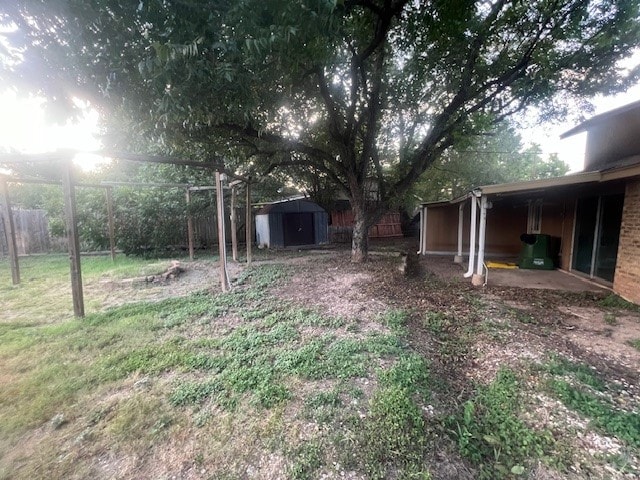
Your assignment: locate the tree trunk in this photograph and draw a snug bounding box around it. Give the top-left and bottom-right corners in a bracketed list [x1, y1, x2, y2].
[351, 201, 369, 263]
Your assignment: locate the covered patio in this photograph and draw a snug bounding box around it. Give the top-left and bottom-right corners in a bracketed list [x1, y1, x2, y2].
[421, 255, 609, 293]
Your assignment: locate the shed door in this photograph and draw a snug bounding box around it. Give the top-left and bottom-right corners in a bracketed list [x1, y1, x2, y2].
[283, 213, 315, 247]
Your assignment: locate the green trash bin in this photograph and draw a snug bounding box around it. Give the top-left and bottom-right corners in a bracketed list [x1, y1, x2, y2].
[518, 233, 555, 270]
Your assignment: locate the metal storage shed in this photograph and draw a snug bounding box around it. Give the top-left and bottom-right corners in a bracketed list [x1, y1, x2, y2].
[255, 199, 329, 248]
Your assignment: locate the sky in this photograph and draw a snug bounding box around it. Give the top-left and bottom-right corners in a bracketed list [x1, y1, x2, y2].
[0, 91, 107, 171]
[520, 83, 640, 172]
[520, 51, 640, 172]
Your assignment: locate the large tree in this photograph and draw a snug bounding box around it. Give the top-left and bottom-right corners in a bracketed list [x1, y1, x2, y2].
[2, 0, 639, 261]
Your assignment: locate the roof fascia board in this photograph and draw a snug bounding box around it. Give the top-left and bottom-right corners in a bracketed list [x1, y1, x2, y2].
[478, 172, 602, 195]
[420, 192, 471, 207]
[420, 161, 640, 207]
[601, 163, 640, 182]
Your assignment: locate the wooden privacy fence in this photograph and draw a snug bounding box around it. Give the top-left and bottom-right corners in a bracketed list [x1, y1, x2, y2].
[190, 210, 247, 250]
[329, 210, 403, 243]
[0, 208, 248, 256]
[0, 209, 50, 256]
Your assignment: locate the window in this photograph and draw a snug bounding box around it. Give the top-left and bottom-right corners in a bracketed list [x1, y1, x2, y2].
[527, 199, 543, 234]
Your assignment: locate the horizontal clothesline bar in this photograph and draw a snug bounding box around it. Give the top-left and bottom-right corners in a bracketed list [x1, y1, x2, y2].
[0, 150, 251, 183]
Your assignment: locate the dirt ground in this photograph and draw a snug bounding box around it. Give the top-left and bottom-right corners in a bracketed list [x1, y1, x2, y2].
[78, 244, 640, 478]
[87, 246, 640, 384]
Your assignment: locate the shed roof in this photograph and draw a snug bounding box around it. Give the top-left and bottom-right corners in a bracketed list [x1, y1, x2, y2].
[256, 198, 326, 215]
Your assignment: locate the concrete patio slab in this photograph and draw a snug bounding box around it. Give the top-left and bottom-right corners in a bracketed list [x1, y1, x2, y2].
[421, 255, 609, 293]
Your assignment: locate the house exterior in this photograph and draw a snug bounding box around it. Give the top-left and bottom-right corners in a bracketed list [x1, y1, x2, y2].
[418, 100, 640, 304]
[255, 198, 329, 248]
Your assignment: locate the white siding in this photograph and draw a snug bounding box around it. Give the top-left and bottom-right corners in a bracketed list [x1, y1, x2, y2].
[255, 214, 270, 248]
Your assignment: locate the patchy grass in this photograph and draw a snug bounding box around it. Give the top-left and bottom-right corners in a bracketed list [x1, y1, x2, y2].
[548, 379, 640, 448]
[2, 252, 639, 479]
[450, 368, 554, 479]
[541, 355, 640, 450]
[600, 294, 640, 312]
[0, 256, 434, 479]
[0, 254, 192, 321]
[542, 355, 607, 391]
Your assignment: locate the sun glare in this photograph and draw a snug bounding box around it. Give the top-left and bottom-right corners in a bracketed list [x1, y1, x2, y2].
[0, 90, 107, 171]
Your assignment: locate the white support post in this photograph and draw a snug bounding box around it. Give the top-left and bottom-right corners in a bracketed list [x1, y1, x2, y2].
[422, 206, 428, 254]
[419, 206, 428, 255]
[454, 202, 464, 264]
[463, 193, 479, 278]
[418, 207, 424, 255]
[473, 195, 488, 286]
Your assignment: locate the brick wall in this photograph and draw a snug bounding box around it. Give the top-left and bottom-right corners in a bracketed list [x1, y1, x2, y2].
[613, 179, 640, 304]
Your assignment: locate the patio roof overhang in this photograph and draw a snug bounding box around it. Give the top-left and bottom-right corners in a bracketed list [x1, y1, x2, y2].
[420, 160, 640, 208]
[418, 159, 640, 287]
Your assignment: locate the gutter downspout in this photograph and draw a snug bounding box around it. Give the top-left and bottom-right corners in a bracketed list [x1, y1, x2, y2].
[454, 202, 464, 264]
[473, 194, 488, 286]
[463, 191, 480, 278]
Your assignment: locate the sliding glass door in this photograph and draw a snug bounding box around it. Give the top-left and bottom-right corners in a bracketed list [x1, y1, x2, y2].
[572, 194, 624, 282]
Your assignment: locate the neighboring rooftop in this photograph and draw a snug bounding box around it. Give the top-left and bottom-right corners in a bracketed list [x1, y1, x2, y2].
[561, 99, 640, 138]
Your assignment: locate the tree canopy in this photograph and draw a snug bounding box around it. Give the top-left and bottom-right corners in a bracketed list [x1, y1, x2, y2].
[2, 0, 639, 260]
[409, 124, 570, 204]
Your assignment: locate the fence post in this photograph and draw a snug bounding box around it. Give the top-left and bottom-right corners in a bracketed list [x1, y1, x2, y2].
[186, 188, 195, 261]
[62, 160, 85, 318]
[0, 176, 20, 284]
[215, 171, 229, 292]
[230, 185, 238, 262]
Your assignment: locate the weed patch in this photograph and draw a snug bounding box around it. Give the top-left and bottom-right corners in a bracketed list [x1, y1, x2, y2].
[378, 353, 430, 398]
[539, 354, 640, 470]
[541, 355, 606, 391]
[106, 394, 176, 444]
[603, 312, 618, 326]
[599, 294, 640, 311]
[627, 338, 640, 352]
[303, 388, 343, 424]
[380, 309, 410, 335]
[349, 352, 431, 478]
[451, 368, 553, 479]
[360, 385, 429, 479]
[163, 268, 401, 412]
[288, 441, 325, 480]
[548, 379, 640, 448]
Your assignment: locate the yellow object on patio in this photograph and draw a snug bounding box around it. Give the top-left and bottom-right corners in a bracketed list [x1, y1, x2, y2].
[486, 261, 518, 269]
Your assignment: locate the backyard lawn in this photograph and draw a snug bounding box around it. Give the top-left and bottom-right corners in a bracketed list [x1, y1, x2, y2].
[0, 250, 639, 479]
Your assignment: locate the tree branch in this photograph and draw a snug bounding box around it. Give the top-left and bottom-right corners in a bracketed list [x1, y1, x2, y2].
[215, 122, 351, 190]
[260, 158, 348, 192]
[315, 66, 346, 142]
